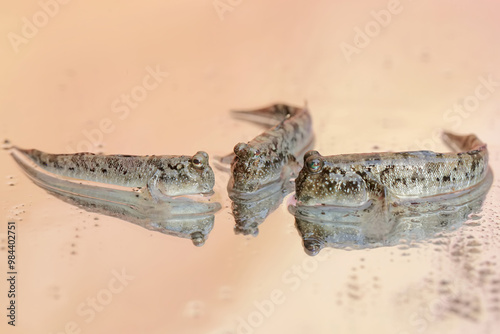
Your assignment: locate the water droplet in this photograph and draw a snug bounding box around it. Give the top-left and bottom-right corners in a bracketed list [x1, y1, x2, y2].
[48, 286, 61, 300]
[2, 139, 12, 150]
[420, 52, 430, 63]
[383, 57, 393, 69]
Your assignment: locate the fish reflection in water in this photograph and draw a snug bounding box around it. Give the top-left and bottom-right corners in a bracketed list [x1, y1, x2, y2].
[10, 148, 221, 246]
[290, 169, 493, 255]
[232, 179, 293, 236]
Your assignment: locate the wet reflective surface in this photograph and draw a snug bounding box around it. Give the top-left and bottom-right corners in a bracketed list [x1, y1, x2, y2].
[2, 1, 500, 334]
[290, 169, 493, 255]
[10, 145, 221, 246]
[231, 178, 293, 237]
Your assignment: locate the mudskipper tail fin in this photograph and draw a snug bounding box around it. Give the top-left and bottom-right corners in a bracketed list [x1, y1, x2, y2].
[230, 103, 302, 127]
[442, 131, 486, 152]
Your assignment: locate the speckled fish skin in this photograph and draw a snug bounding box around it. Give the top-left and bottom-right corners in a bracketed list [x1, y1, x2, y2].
[15, 148, 215, 197]
[229, 103, 313, 195]
[295, 132, 488, 206]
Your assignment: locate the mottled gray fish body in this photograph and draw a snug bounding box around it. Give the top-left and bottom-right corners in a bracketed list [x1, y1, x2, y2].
[296, 132, 488, 206]
[229, 103, 313, 195]
[13, 148, 215, 198]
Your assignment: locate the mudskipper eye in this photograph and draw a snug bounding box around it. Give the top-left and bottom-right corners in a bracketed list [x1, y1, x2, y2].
[307, 157, 323, 174]
[192, 158, 203, 168]
[191, 151, 208, 169]
[304, 150, 320, 161]
[234, 143, 248, 157]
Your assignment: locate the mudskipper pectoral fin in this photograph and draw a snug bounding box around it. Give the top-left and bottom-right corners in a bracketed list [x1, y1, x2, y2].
[361, 174, 396, 238]
[147, 170, 174, 203]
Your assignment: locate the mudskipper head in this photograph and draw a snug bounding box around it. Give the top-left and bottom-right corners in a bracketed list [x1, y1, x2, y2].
[230, 142, 283, 195]
[295, 151, 368, 206]
[156, 151, 215, 197]
[189, 151, 215, 193]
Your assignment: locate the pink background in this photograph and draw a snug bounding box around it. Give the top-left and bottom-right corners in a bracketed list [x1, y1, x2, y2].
[1, 1, 500, 333]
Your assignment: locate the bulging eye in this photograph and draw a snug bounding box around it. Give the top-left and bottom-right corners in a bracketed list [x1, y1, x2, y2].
[193, 158, 202, 167]
[304, 150, 320, 161]
[234, 143, 248, 157]
[306, 156, 323, 174]
[191, 151, 208, 169]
